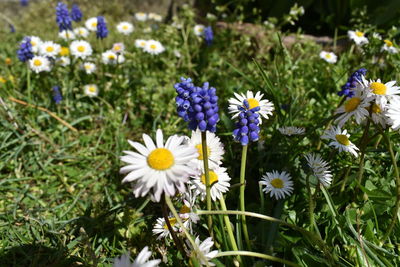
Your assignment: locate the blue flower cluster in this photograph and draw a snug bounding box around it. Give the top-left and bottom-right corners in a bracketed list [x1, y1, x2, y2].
[338, 68, 367, 98]
[9, 24, 15, 33]
[204, 26, 213, 46]
[17, 37, 34, 62]
[20, 0, 28, 6]
[55, 2, 72, 32]
[232, 100, 260, 145]
[52, 86, 62, 104]
[96, 16, 108, 39]
[175, 77, 219, 132]
[71, 4, 82, 22]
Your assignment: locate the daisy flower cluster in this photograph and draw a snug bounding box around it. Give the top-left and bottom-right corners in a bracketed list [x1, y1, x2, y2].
[134, 12, 162, 22]
[135, 39, 166, 55]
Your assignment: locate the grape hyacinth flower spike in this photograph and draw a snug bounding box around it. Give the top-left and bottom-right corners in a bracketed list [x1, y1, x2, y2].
[96, 16, 108, 39]
[55, 2, 72, 32]
[232, 100, 261, 145]
[17, 37, 34, 62]
[71, 4, 82, 22]
[338, 68, 367, 98]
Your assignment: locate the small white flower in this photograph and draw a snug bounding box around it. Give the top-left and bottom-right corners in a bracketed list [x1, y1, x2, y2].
[334, 88, 371, 127]
[39, 41, 61, 58]
[135, 12, 147, 21]
[359, 76, 400, 106]
[85, 17, 98, 31]
[28, 36, 42, 53]
[74, 27, 89, 38]
[143, 40, 165, 55]
[113, 247, 161, 267]
[348, 30, 368, 46]
[304, 153, 333, 187]
[372, 32, 382, 40]
[81, 62, 96, 74]
[102, 50, 125, 64]
[58, 56, 70, 67]
[228, 91, 274, 123]
[84, 84, 99, 97]
[174, 49, 182, 58]
[29, 56, 51, 73]
[143, 27, 152, 33]
[191, 166, 231, 201]
[58, 30, 76, 40]
[370, 102, 388, 128]
[112, 43, 125, 54]
[135, 39, 147, 49]
[260, 170, 293, 200]
[386, 96, 400, 130]
[192, 236, 218, 266]
[152, 217, 178, 240]
[148, 13, 162, 22]
[117, 22, 134, 35]
[381, 40, 398, 54]
[278, 126, 305, 136]
[70, 40, 93, 59]
[321, 126, 359, 157]
[319, 51, 337, 64]
[194, 24, 205, 36]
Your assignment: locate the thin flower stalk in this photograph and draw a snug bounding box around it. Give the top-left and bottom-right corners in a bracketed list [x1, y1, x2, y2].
[239, 145, 251, 250]
[201, 132, 213, 238]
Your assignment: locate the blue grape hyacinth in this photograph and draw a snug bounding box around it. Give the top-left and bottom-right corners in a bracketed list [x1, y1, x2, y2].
[204, 26, 214, 46]
[338, 68, 367, 98]
[175, 77, 219, 132]
[96, 16, 108, 39]
[20, 0, 28, 6]
[233, 100, 261, 145]
[56, 2, 72, 32]
[70, 4, 82, 22]
[52, 86, 62, 104]
[17, 37, 34, 62]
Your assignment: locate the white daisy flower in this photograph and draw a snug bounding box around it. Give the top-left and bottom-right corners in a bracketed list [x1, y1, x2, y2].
[29, 56, 51, 73]
[120, 129, 198, 202]
[321, 126, 359, 157]
[348, 30, 368, 46]
[319, 51, 337, 64]
[102, 50, 125, 64]
[135, 12, 148, 21]
[194, 24, 205, 36]
[188, 129, 224, 170]
[148, 13, 162, 22]
[334, 89, 371, 127]
[143, 26, 152, 33]
[191, 236, 218, 266]
[58, 56, 70, 67]
[112, 43, 125, 54]
[85, 17, 98, 31]
[152, 217, 178, 240]
[113, 247, 161, 267]
[70, 40, 93, 59]
[135, 39, 147, 49]
[191, 166, 231, 201]
[144, 40, 165, 55]
[260, 170, 293, 200]
[58, 30, 76, 40]
[117, 22, 134, 35]
[179, 194, 200, 233]
[382, 40, 398, 54]
[372, 32, 382, 40]
[39, 41, 61, 58]
[228, 91, 274, 122]
[278, 126, 305, 136]
[370, 102, 388, 128]
[74, 27, 89, 38]
[359, 76, 400, 106]
[304, 153, 333, 187]
[29, 36, 42, 53]
[81, 62, 96, 74]
[386, 96, 400, 130]
[83, 84, 99, 97]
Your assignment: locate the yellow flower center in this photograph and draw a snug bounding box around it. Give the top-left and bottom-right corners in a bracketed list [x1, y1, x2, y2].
[0, 77, 6, 83]
[335, 134, 350, 146]
[140, 42, 146, 47]
[77, 45, 86, 52]
[5, 58, 11, 65]
[147, 148, 174, 170]
[163, 217, 177, 229]
[247, 98, 259, 109]
[84, 64, 92, 70]
[384, 40, 393, 47]
[150, 44, 157, 50]
[122, 25, 128, 30]
[179, 205, 190, 214]
[198, 28, 204, 33]
[270, 178, 284, 189]
[195, 144, 210, 160]
[370, 82, 387, 95]
[108, 55, 116, 60]
[88, 86, 97, 93]
[371, 103, 381, 113]
[46, 46, 54, 52]
[31, 41, 36, 46]
[59, 47, 69, 56]
[201, 171, 218, 186]
[92, 22, 97, 27]
[114, 45, 121, 51]
[355, 31, 364, 37]
[33, 59, 42, 66]
[344, 97, 361, 112]
[325, 54, 331, 59]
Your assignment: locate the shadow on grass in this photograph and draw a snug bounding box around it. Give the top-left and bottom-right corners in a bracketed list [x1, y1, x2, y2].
[0, 244, 85, 267]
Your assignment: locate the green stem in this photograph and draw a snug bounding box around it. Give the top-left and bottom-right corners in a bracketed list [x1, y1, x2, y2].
[165, 195, 211, 267]
[306, 175, 315, 229]
[161, 197, 186, 255]
[266, 199, 284, 254]
[381, 131, 400, 241]
[239, 145, 251, 250]
[201, 132, 213, 238]
[215, 251, 299, 267]
[219, 197, 241, 264]
[27, 64, 31, 102]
